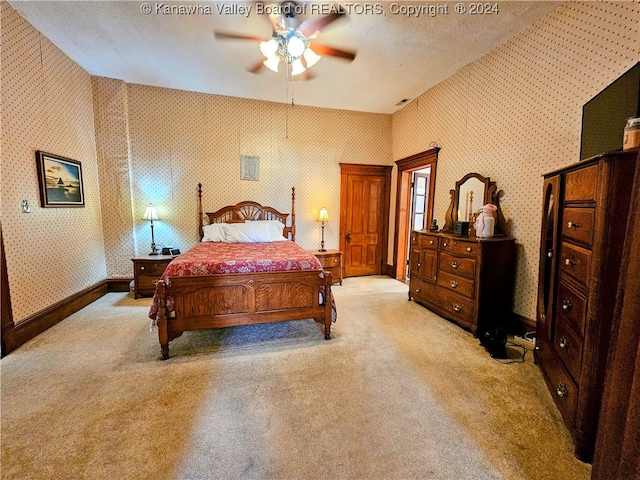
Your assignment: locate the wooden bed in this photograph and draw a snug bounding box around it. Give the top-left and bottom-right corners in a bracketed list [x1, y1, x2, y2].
[152, 184, 333, 359]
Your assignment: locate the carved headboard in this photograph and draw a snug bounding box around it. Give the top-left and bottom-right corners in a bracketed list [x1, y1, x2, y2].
[197, 183, 296, 241]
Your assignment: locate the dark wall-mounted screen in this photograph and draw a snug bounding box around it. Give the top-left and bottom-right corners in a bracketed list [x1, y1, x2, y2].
[580, 63, 640, 160]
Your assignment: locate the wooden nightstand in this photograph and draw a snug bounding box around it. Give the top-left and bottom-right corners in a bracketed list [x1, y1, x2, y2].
[131, 255, 174, 299]
[312, 250, 343, 285]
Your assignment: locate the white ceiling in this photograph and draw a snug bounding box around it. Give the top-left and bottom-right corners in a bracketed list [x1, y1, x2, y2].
[7, 1, 561, 114]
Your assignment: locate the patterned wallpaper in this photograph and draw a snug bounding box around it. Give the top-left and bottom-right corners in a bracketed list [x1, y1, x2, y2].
[393, 1, 640, 320]
[119, 83, 392, 263]
[1, 2, 107, 322]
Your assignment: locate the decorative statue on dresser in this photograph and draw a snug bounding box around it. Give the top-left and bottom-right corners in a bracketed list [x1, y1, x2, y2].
[474, 203, 497, 238]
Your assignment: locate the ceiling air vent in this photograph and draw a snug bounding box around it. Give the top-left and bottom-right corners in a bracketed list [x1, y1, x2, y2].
[395, 98, 410, 106]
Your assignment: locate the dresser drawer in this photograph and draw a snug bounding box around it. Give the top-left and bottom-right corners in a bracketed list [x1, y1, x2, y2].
[431, 289, 475, 327]
[564, 164, 598, 202]
[535, 337, 578, 427]
[420, 234, 438, 249]
[439, 252, 476, 278]
[409, 276, 435, 300]
[136, 261, 169, 276]
[556, 280, 587, 336]
[554, 319, 583, 382]
[137, 274, 161, 295]
[410, 232, 438, 250]
[132, 256, 173, 299]
[316, 253, 340, 268]
[559, 242, 591, 288]
[440, 238, 477, 257]
[411, 276, 474, 328]
[312, 251, 342, 285]
[562, 207, 595, 246]
[437, 270, 475, 299]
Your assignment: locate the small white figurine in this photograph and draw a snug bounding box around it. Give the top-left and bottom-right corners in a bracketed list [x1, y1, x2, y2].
[474, 204, 497, 238]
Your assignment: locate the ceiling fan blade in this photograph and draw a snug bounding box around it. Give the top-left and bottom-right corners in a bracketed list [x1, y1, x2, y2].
[214, 31, 270, 42]
[298, 10, 345, 37]
[247, 60, 267, 74]
[309, 43, 356, 61]
[300, 69, 317, 81]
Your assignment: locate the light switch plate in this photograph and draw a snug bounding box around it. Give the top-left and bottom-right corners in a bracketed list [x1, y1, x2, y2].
[22, 200, 31, 213]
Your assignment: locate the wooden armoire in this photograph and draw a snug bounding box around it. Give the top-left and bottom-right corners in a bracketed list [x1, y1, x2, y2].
[535, 148, 638, 462]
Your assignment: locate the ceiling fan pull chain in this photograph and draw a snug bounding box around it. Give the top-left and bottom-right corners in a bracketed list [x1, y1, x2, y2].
[288, 64, 295, 107]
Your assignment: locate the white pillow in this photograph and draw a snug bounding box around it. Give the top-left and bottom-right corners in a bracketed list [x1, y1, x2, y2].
[223, 222, 271, 243]
[246, 220, 287, 241]
[202, 223, 227, 242]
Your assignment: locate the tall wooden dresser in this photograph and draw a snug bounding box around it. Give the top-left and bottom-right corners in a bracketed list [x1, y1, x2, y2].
[409, 231, 515, 337]
[535, 149, 638, 462]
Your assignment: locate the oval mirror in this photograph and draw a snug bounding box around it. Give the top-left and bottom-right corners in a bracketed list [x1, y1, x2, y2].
[443, 172, 501, 234]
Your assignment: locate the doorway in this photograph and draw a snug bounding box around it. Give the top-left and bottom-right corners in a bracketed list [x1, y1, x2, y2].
[393, 148, 439, 280]
[406, 168, 432, 278]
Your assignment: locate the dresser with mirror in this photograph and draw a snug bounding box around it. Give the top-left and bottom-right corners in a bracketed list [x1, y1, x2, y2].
[409, 173, 515, 337]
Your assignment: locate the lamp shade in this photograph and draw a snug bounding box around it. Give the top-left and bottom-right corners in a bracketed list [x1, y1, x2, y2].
[259, 39, 278, 59]
[287, 34, 306, 58]
[303, 48, 321, 68]
[263, 56, 280, 73]
[318, 208, 329, 223]
[290, 58, 306, 76]
[142, 204, 159, 221]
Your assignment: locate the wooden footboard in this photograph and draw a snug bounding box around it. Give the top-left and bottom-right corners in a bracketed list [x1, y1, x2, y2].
[155, 270, 333, 359]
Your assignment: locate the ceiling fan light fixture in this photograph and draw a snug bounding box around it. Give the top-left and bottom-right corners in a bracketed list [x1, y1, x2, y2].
[263, 56, 280, 73]
[286, 34, 306, 59]
[303, 48, 321, 68]
[290, 58, 306, 76]
[259, 39, 279, 59]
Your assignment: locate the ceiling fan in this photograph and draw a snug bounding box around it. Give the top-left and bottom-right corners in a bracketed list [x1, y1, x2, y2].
[214, 1, 357, 79]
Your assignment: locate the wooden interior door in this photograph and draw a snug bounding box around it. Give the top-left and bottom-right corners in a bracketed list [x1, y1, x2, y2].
[340, 164, 392, 277]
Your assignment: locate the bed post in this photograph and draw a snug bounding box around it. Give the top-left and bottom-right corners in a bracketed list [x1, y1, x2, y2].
[291, 187, 296, 242]
[323, 272, 333, 340]
[156, 280, 170, 360]
[198, 183, 204, 240]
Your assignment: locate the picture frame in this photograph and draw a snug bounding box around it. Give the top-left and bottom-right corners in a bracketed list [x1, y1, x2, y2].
[36, 151, 85, 207]
[240, 154, 260, 181]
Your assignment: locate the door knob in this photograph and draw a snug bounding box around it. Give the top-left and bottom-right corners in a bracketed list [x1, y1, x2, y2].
[346, 233, 351, 242]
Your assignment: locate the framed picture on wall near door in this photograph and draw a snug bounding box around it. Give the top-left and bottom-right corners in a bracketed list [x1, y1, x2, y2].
[36, 151, 85, 207]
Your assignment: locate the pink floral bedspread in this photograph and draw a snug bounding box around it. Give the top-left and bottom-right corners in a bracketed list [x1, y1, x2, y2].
[148, 241, 335, 321]
[161, 241, 322, 276]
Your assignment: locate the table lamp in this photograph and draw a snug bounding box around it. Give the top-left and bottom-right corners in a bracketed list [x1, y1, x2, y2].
[318, 207, 329, 252]
[142, 204, 160, 255]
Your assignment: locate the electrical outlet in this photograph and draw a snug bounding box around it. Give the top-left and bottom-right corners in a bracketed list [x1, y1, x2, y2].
[22, 200, 31, 213]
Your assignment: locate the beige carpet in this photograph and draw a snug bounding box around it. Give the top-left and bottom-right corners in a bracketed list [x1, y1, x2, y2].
[1, 276, 591, 480]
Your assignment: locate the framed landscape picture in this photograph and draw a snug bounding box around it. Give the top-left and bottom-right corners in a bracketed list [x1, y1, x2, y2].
[36, 151, 85, 207]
